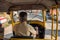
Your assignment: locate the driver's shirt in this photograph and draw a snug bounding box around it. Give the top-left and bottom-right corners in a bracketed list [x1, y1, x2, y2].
[13, 22, 36, 37]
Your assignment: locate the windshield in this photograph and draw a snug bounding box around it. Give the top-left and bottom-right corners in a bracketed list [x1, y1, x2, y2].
[13, 10, 43, 22]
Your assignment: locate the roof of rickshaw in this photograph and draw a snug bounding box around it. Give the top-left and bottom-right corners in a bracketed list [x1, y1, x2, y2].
[0, 0, 60, 11]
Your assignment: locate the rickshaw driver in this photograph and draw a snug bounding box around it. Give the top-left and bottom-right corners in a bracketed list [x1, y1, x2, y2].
[13, 12, 37, 38]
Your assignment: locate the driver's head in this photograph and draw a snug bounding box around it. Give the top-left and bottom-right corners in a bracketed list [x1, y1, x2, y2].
[19, 12, 27, 22]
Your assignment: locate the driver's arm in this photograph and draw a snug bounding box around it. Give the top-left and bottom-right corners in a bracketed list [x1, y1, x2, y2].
[28, 25, 36, 38]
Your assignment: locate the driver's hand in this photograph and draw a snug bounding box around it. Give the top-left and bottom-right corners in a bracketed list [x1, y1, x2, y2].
[35, 26, 39, 35]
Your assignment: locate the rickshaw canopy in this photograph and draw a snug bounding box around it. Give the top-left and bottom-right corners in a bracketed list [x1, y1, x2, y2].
[0, 0, 60, 11]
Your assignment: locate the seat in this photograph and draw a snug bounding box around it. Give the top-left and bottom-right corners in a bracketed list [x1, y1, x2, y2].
[11, 31, 33, 39]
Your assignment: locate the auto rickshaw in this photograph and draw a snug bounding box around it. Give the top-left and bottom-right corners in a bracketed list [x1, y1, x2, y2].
[0, 0, 59, 40]
[8, 6, 59, 40]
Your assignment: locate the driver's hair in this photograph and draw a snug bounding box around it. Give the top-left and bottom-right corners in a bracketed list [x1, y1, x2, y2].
[19, 12, 27, 22]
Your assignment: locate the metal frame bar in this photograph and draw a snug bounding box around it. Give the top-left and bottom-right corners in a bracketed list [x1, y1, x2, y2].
[55, 5, 58, 40]
[51, 5, 58, 40]
[9, 38, 52, 40]
[51, 8, 54, 40]
[42, 9, 46, 39]
[10, 11, 14, 27]
[43, 9, 46, 27]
